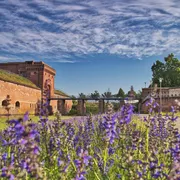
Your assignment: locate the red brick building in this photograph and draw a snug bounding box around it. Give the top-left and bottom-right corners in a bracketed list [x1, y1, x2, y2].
[0, 61, 72, 115]
[141, 87, 180, 113]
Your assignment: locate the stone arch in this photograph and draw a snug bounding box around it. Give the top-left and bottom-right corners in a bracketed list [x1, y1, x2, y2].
[15, 101, 20, 108]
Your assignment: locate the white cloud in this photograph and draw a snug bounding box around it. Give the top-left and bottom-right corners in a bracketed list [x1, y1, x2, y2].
[0, 0, 180, 60]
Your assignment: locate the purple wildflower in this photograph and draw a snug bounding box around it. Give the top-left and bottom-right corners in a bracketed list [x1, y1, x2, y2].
[103, 113, 118, 144]
[74, 149, 91, 180]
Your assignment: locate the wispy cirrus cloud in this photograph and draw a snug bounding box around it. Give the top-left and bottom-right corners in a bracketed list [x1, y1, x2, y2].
[0, 0, 180, 62]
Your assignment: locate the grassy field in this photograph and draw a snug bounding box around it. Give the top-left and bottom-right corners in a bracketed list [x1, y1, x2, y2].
[0, 115, 73, 130]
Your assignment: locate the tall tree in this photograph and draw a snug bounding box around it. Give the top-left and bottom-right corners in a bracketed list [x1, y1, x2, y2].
[78, 93, 86, 98]
[91, 90, 100, 99]
[116, 88, 125, 97]
[151, 53, 180, 87]
[135, 90, 142, 99]
[102, 88, 112, 98]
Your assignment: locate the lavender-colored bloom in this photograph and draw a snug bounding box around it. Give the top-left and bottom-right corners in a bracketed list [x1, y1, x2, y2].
[2, 153, 8, 161]
[137, 171, 143, 178]
[103, 113, 118, 144]
[57, 157, 63, 167]
[152, 170, 161, 178]
[1, 167, 7, 177]
[9, 174, 14, 180]
[74, 149, 91, 180]
[33, 145, 40, 155]
[171, 106, 175, 113]
[74, 159, 81, 168]
[29, 129, 39, 139]
[19, 139, 28, 145]
[23, 111, 29, 121]
[119, 104, 134, 124]
[108, 147, 115, 155]
[78, 149, 91, 166]
[116, 174, 121, 179]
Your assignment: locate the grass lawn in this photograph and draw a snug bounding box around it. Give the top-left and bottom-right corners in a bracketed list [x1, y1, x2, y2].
[0, 115, 73, 130]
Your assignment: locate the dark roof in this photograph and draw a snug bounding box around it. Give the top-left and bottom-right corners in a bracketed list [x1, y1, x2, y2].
[54, 89, 70, 97]
[0, 69, 40, 89]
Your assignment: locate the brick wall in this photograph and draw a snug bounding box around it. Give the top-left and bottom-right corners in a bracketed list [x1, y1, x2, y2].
[0, 80, 41, 115]
[54, 94, 72, 113]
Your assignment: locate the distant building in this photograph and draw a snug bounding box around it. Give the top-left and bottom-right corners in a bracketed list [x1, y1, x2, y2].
[141, 87, 180, 113]
[127, 86, 136, 100]
[0, 61, 72, 115]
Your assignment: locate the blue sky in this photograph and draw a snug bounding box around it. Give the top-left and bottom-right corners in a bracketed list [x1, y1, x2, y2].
[0, 0, 180, 96]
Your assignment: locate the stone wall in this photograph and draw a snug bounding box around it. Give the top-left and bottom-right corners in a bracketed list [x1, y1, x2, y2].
[54, 94, 72, 114]
[0, 79, 41, 115]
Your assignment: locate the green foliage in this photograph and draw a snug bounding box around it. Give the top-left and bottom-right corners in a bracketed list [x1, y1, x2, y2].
[151, 53, 180, 87]
[86, 102, 99, 114]
[54, 89, 69, 97]
[68, 103, 78, 115]
[0, 69, 38, 88]
[102, 88, 112, 98]
[135, 90, 142, 99]
[111, 102, 120, 111]
[78, 92, 86, 98]
[116, 88, 125, 97]
[90, 90, 100, 99]
[68, 108, 78, 115]
[71, 95, 77, 104]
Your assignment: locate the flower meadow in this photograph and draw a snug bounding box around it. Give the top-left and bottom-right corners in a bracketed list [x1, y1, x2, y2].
[0, 84, 180, 180]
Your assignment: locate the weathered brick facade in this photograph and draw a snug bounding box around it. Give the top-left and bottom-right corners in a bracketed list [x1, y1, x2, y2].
[0, 61, 72, 115]
[0, 79, 41, 115]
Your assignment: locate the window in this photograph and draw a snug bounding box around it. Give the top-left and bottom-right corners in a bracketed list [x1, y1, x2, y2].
[15, 101, 20, 108]
[2, 100, 7, 106]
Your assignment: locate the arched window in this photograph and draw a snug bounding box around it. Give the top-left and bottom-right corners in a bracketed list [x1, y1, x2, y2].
[15, 101, 20, 108]
[2, 100, 7, 106]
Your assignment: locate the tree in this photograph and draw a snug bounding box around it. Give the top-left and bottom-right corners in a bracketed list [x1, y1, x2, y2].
[71, 95, 77, 104]
[90, 90, 100, 99]
[116, 88, 125, 98]
[151, 53, 180, 87]
[78, 93, 86, 99]
[102, 88, 112, 98]
[135, 90, 142, 99]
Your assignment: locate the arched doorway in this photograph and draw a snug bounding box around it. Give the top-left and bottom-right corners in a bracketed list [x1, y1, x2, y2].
[15, 101, 20, 108]
[2, 100, 7, 107]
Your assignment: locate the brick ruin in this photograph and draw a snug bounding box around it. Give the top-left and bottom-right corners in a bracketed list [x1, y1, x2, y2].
[0, 61, 72, 116]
